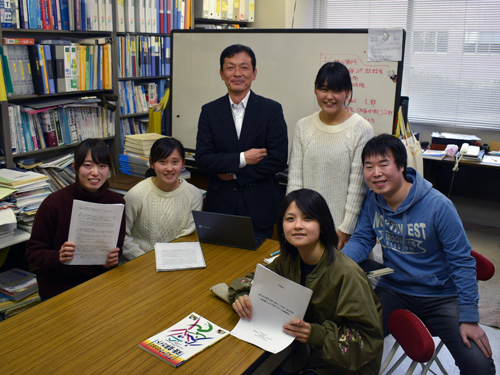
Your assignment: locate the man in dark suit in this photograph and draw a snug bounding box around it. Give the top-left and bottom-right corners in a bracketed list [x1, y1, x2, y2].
[195, 44, 288, 238]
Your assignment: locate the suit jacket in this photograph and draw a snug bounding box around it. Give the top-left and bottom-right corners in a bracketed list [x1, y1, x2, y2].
[195, 91, 288, 230]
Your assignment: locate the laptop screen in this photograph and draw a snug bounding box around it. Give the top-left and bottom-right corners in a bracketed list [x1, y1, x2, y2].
[192, 211, 265, 250]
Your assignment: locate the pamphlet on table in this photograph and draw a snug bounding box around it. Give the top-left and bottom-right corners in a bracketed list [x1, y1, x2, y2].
[138, 312, 229, 367]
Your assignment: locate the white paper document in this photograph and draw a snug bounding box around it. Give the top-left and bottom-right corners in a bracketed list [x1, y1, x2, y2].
[67, 200, 124, 265]
[154, 242, 206, 271]
[231, 264, 313, 354]
[368, 28, 403, 61]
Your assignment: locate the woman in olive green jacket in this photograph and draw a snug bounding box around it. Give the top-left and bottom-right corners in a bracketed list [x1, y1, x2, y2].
[229, 189, 383, 375]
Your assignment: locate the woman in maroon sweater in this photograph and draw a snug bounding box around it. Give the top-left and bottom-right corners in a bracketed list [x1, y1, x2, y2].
[26, 139, 126, 300]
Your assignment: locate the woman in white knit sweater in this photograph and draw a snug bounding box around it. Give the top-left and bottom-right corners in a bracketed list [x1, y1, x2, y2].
[122, 137, 203, 260]
[287, 62, 373, 249]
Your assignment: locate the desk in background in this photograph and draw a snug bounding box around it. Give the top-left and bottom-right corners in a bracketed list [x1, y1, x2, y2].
[423, 155, 500, 202]
[0, 234, 280, 375]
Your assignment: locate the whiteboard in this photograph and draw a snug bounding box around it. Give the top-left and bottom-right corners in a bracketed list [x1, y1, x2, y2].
[171, 29, 404, 153]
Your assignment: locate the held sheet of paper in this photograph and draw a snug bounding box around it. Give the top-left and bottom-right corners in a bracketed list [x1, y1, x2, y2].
[231, 264, 313, 354]
[67, 200, 124, 265]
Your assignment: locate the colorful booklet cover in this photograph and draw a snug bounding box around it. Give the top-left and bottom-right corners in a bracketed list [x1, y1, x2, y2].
[138, 312, 230, 367]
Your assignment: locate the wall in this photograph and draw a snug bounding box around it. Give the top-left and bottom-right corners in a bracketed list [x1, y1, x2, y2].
[253, 0, 314, 28]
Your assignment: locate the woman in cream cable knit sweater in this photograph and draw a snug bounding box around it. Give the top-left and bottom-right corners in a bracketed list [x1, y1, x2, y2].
[122, 137, 203, 260]
[287, 62, 373, 250]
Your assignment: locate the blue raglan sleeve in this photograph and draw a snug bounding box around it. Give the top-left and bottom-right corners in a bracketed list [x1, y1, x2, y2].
[342, 195, 378, 263]
[433, 196, 479, 322]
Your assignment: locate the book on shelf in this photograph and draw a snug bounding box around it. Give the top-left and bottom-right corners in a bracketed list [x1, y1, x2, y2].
[2, 37, 35, 45]
[0, 47, 7, 100]
[138, 312, 230, 367]
[154, 241, 206, 272]
[0, 268, 38, 301]
[2, 44, 35, 96]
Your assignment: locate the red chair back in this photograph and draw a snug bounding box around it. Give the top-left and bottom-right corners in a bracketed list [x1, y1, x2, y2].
[388, 309, 435, 363]
[471, 250, 495, 281]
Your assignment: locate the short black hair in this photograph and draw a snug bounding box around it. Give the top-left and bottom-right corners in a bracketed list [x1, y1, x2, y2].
[146, 137, 185, 178]
[220, 44, 256, 71]
[362, 134, 408, 175]
[277, 189, 338, 264]
[315, 61, 353, 107]
[74, 138, 112, 174]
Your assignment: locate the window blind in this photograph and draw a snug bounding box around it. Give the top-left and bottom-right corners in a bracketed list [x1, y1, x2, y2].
[314, 0, 500, 131]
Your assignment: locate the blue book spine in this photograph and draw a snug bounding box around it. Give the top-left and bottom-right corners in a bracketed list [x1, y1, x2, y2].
[43, 44, 56, 93]
[36, 44, 48, 93]
[80, 0, 85, 30]
[36, 0, 42, 28]
[50, 0, 58, 29]
[141, 36, 145, 76]
[97, 45, 102, 90]
[58, 107, 71, 144]
[60, 0, 69, 30]
[172, 0, 176, 30]
[147, 37, 151, 76]
[163, 0, 167, 33]
[18, 0, 26, 28]
[123, 80, 130, 114]
[151, 36, 156, 77]
[165, 36, 170, 76]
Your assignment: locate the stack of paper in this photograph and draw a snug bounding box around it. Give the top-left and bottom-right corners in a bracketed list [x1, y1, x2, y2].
[33, 154, 76, 191]
[0, 208, 17, 240]
[0, 169, 49, 188]
[0, 268, 38, 301]
[0, 169, 52, 230]
[0, 292, 41, 321]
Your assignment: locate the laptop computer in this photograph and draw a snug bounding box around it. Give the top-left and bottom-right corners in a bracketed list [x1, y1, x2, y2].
[192, 211, 266, 250]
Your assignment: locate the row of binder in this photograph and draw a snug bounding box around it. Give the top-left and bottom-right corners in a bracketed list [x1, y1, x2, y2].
[1, 0, 114, 31]
[1, 38, 113, 97]
[117, 35, 170, 78]
[194, 0, 254, 22]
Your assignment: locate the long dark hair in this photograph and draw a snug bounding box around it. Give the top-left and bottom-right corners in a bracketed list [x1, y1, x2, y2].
[146, 137, 185, 178]
[277, 189, 338, 264]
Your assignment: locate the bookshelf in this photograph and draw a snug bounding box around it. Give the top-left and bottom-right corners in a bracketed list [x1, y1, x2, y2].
[0, 0, 255, 171]
[0, 26, 119, 169]
[193, 0, 254, 29]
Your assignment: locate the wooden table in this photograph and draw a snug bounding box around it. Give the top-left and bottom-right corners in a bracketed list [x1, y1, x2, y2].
[0, 234, 280, 375]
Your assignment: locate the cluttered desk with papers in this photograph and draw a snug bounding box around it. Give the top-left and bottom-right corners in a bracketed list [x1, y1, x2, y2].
[423, 133, 500, 200]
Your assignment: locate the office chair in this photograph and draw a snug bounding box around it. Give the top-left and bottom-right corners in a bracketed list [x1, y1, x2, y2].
[380, 250, 495, 375]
